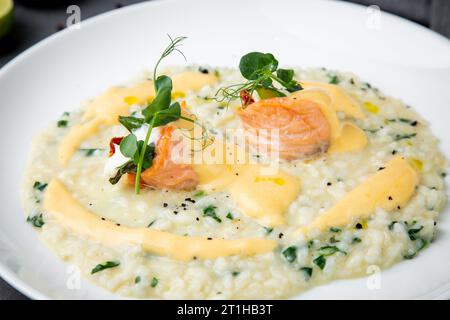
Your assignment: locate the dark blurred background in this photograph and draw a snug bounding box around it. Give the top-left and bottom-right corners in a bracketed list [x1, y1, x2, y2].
[0, 0, 449, 300]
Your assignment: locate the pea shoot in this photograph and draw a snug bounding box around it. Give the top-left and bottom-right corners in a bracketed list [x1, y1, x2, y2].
[214, 52, 302, 107]
[110, 35, 205, 194]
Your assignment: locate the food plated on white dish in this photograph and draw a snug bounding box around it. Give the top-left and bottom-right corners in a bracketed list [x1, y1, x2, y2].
[21, 35, 447, 299]
[1, 0, 450, 300]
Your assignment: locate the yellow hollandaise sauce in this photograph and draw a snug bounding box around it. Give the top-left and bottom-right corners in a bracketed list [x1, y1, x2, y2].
[298, 156, 419, 233]
[58, 71, 218, 165]
[43, 179, 277, 261]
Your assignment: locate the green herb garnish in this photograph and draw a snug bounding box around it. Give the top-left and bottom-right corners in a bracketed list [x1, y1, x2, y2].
[231, 271, 240, 277]
[329, 227, 341, 233]
[408, 226, 424, 241]
[91, 261, 120, 274]
[202, 205, 221, 223]
[300, 267, 313, 280]
[313, 255, 326, 270]
[387, 118, 417, 125]
[404, 238, 428, 259]
[109, 160, 139, 185]
[282, 246, 297, 263]
[193, 190, 205, 198]
[110, 36, 206, 194]
[328, 75, 339, 84]
[264, 227, 274, 234]
[33, 181, 47, 191]
[57, 120, 68, 128]
[80, 148, 102, 156]
[27, 213, 45, 228]
[394, 133, 416, 141]
[134, 276, 141, 284]
[150, 277, 159, 288]
[352, 237, 362, 244]
[317, 245, 346, 256]
[214, 52, 302, 107]
[226, 212, 234, 220]
[388, 221, 398, 231]
[57, 112, 70, 128]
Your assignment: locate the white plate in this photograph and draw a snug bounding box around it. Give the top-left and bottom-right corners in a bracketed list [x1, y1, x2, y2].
[0, 0, 449, 299]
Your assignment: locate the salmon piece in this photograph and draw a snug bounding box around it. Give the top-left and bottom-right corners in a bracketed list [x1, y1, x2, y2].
[237, 97, 331, 160]
[127, 126, 199, 190]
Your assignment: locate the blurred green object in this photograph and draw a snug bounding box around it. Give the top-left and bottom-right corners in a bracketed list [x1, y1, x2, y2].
[0, 0, 13, 39]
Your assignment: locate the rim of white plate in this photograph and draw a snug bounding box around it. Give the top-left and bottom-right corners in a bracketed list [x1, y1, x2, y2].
[0, 0, 448, 300]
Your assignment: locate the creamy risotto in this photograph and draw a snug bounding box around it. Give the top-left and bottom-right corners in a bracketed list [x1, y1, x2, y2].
[21, 61, 447, 299]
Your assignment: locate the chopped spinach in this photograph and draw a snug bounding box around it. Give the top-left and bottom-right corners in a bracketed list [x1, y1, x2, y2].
[300, 267, 313, 280]
[408, 226, 424, 241]
[33, 181, 47, 192]
[387, 118, 418, 126]
[226, 212, 234, 220]
[80, 148, 102, 157]
[282, 246, 297, 263]
[57, 120, 68, 128]
[404, 239, 428, 259]
[352, 237, 362, 244]
[264, 227, 274, 234]
[388, 221, 398, 231]
[91, 261, 120, 274]
[27, 213, 45, 228]
[202, 205, 221, 223]
[150, 277, 159, 288]
[313, 255, 326, 270]
[328, 75, 339, 84]
[317, 245, 346, 256]
[394, 133, 416, 141]
[193, 190, 205, 198]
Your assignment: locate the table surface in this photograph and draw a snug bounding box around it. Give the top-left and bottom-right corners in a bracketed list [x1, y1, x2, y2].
[0, 0, 448, 300]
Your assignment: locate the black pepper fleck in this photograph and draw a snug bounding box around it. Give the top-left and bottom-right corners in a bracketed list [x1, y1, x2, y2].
[327, 182, 332, 186]
[355, 223, 363, 229]
[397, 205, 401, 210]
[278, 233, 284, 239]
[388, 196, 393, 200]
[392, 150, 397, 155]
[207, 237, 212, 240]
[378, 167, 386, 171]
[163, 203, 168, 207]
[196, 217, 200, 221]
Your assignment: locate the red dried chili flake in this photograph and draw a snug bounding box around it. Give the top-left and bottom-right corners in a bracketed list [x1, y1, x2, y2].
[240, 89, 255, 107]
[109, 137, 124, 157]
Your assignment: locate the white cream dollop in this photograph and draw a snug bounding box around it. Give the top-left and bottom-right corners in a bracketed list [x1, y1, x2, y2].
[104, 126, 161, 178]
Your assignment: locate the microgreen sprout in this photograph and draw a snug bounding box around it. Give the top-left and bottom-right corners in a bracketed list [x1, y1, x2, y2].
[214, 52, 302, 107]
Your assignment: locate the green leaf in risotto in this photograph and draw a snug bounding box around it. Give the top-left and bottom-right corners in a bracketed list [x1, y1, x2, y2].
[91, 261, 120, 274]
